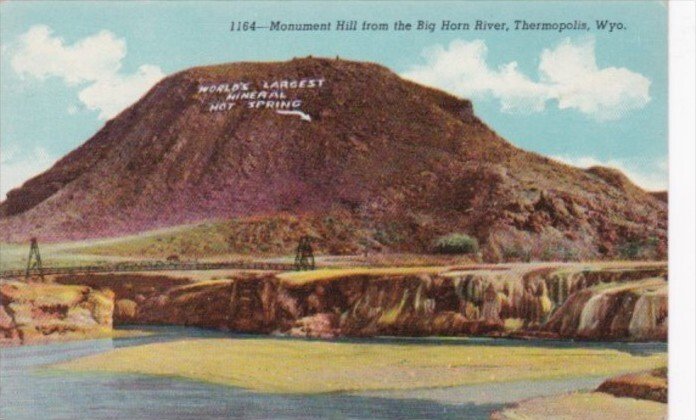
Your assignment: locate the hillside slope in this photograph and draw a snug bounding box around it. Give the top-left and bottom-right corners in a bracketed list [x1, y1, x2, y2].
[0, 58, 666, 261]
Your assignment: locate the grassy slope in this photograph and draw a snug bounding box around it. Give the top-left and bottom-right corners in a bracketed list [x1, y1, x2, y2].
[52, 338, 666, 394]
[0, 236, 169, 270]
[0, 214, 361, 269]
[55, 213, 367, 260]
[78, 221, 239, 258]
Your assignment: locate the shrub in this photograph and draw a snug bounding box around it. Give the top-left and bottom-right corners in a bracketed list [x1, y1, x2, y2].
[501, 244, 531, 262]
[618, 236, 660, 260]
[433, 233, 479, 255]
[373, 223, 405, 246]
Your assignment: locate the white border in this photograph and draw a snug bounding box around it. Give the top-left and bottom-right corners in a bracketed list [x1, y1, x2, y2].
[668, 1, 696, 419]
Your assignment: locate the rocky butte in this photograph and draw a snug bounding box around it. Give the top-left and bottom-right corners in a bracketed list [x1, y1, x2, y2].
[0, 57, 667, 262]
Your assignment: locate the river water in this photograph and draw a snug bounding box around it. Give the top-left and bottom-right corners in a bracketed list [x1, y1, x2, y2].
[0, 327, 666, 419]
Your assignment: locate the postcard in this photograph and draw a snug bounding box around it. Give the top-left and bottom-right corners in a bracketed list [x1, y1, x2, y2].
[0, 1, 685, 419]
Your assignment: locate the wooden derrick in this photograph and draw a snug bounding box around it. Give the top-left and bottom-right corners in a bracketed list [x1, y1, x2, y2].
[294, 236, 315, 271]
[25, 237, 44, 280]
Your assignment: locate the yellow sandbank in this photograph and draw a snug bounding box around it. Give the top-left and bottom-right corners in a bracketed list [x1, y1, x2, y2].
[492, 391, 666, 419]
[52, 338, 666, 394]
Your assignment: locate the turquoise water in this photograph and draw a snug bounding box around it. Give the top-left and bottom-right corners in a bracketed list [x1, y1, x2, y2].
[0, 327, 666, 419]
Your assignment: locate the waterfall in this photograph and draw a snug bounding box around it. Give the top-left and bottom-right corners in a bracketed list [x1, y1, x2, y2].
[628, 295, 657, 338]
[578, 294, 607, 334]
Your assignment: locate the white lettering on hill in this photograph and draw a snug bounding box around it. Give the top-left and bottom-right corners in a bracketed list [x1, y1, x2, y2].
[276, 110, 312, 122]
[196, 77, 325, 123]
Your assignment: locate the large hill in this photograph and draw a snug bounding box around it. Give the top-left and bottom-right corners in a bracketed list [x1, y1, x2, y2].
[0, 58, 666, 261]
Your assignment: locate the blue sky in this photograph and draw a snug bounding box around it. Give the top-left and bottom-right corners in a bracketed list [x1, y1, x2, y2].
[0, 1, 667, 197]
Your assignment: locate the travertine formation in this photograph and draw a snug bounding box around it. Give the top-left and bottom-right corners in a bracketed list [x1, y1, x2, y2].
[0, 280, 114, 345]
[53, 263, 667, 342]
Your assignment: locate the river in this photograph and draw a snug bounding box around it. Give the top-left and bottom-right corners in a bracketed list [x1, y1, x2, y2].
[0, 327, 666, 419]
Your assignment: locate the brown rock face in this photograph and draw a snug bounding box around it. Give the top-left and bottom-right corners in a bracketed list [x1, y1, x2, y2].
[60, 264, 664, 342]
[597, 367, 668, 403]
[0, 58, 666, 261]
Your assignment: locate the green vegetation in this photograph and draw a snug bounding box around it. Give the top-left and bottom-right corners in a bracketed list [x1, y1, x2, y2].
[373, 222, 406, 246]
[501, 244, 532, 262]
[433, 233, 479, 255]
[12, 213, 367, 261]
[52, 338, 666, 394]
[618, 236, 661, 260]
[0, 242, 133, 271]
[0, 217, 302, 269]
[79, 221, 242, 259]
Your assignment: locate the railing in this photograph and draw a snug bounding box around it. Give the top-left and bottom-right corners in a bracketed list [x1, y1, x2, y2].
[0, 260, 298, 279]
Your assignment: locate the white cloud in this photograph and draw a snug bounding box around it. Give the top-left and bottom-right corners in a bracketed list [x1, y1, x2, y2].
[539, 39, 651, 120]
[551, 155, 667, 191]
[1, 146, 58, 200]
[11, 25, 165, 120]
[403, 38, 651, 120]
[77, 64, 164, 119]
[404, 40, 550, 113]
